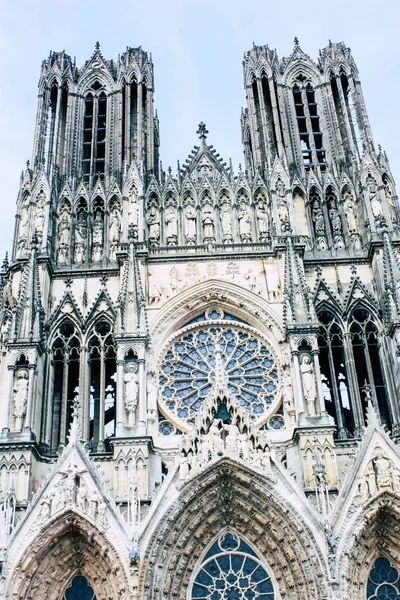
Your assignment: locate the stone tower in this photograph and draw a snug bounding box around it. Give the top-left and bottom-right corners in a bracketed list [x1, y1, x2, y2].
[0, 40, 399, 600]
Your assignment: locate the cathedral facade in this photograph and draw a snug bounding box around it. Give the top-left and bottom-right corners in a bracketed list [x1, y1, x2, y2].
[0, 39, 399, 600]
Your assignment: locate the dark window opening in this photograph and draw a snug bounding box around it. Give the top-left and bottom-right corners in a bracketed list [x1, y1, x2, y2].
[261, 75, 278, 157]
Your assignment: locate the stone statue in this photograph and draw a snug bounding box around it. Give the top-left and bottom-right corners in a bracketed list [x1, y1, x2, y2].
[282, 365, 295, 415]
[202, 205, 215, 242]
[372, 451, 392, 488]
[34, 200, 45, 241]
[18, 198, 29, 241]
[313, 204, 325, 235]
[343, 194, 358, 232]
[13, 369, 29, 431]
[57, 211, 71, 264]
[74, 212, 87, 264]
[384, 185, 398, 224]
[256, 202, 270, 240]
[148, 269, 162, 304]
[329, 207, 342, 234]
[300, 354, 316, 416]
[124, 362, 139, 426]
[184, 204, 196, 244]
[165, 205, 178, 245]
[92, 211, 103, 262]
[265, 258, 280, 301]
[209, 421, 224, 452]
[109, 209, 121, 244]
[179, 453, 189, 479]
[238, 203, 252, 242]
[128, 194, 139, 230]
[367, 177, 383, 219]
[148, 205, 160, 245]
[224, 423, 240, 451]
[220, 204, 233, 243]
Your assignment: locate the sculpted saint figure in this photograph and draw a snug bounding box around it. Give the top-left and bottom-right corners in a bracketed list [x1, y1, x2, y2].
[300, 354, 316, 416]
[202, 205, 215, 241]
[256, 202, 270, 239]
[109, 209, 121, 244]
[14, 369, 29, 431]
[58, 211, 71, 247]
[220, 204, 233, 242]
[165, 205, 178, 245]
[124, 362, 139, 426]
[238, 203, 252, 241]
[74, 212, 88, 264]
[148, 205, 160, 244]
[184, 204, 196, 244]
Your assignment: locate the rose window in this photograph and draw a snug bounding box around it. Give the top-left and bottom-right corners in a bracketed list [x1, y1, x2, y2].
[158, 323, 278, 428]
[191, 532, 275, 600]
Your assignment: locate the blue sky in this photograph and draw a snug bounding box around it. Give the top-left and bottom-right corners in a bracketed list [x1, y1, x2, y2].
[0, 0, 399, 260]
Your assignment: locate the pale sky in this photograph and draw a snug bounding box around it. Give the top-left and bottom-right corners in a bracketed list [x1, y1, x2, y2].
[0, 0, 399, 261]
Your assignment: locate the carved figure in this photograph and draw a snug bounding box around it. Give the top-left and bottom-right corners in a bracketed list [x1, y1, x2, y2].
[313, 205, 325, 235]
[281, 365, 295, 415]
[238, 203, 252, 242]
[277, 199, 289, 228]
[184, 204, 196, 244]
[34, 201, 45, 241]
[202, 205, 215, 241]
[13, 369, 29, 431]
[57, 211, 71, 263]
[385, 185, 398, 224]
[220, 204, 233, 243]
[179, 453, 189, 479]
[344, 194, 358, 232]
[148, 269, 162, 304]
[165, 205, 178, 245]
[265, 258, 280, 301]
[74, 212, 87, 264]
[92, 211, 103, 261]
[224, 423, 240, 450]
[148, 205, 160, 245]
[329, 207, 342, 234]
[109, 209, 121, 244]
[256, 202, 270, 240]
[128, 194, 139, 230]
[209, 421, 224, 452]
[124, 362, 139, 426]
[372, 451, 392, 488]
[18, 198, 30, 240]
[300, 354, 316, 416]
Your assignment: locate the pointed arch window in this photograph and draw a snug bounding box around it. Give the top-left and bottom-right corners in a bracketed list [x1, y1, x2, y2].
[349, 308, 391, 429]
[293, 82, 326, 171]
[367, 557, 400, 599]
[317, 311, 354, 438]
[82, 83, 107, 183]
[88, 321, 116, 451]
[191, 531, 276, 599]
[63, 575, 97, 600]
[50, 320, 81, 451]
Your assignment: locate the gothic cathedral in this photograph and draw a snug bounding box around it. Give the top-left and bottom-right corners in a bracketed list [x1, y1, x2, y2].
[0, 39, 399, 600]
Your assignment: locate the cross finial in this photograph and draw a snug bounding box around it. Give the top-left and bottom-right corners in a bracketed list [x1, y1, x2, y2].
[95, 41, 101, 52]
[294, 37, 300, 48]
[197, 122, 208, 140]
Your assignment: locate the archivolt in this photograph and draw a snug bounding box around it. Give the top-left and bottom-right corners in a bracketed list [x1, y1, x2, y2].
[6, 512, 129, 600]
[338, 492, 400, 600]
[141, 460, 327, 600]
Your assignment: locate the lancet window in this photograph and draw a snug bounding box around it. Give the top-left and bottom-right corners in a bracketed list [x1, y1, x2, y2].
[44, 82, 69, 175]
[63, 576, 97, 600]
[317, 308, 393, 437]
[50, 320, 81, 450]
[367, 557, 400, 599]
[82, 82, 107, 183]
[88, 321, 116, 449]
[293, 82, 326, 171]
[191, 532, 275, 600]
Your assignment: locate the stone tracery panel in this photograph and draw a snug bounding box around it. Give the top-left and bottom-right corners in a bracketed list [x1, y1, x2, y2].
[158, 315, 279, 429]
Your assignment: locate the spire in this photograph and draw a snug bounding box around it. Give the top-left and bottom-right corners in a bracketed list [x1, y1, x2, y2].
[116, 234, 147, 336]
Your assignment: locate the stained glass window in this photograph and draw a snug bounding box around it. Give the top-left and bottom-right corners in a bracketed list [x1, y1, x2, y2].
[159, 325, 278, 428]
[191, 532, 275, 600]
[367, 557, 400, 599]
[64, 576, 97, 600]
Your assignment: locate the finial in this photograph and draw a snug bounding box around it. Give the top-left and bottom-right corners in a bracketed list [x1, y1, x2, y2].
[95, 41, 100, 52]
[197, 122, 208, 141]
[350, 264, 357, 276]
[26, 160, 30, 170]
[2, 252, 9, 271]
[294, 37, 300, 48]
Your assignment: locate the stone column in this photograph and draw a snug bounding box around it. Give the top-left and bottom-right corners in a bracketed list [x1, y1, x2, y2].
[291, 350, 305, 416]
[116, 359, 125, 435]
[24, 364, 36, 430]
[3, 366, 15, 432]
[137, 358, 146, 434]
[312, 349, 326, 415]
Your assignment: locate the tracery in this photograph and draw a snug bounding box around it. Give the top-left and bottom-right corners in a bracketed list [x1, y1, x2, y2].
[191, 532, 275, 600]
[63, 575, 97, 600]
[367, 557, 400, 600]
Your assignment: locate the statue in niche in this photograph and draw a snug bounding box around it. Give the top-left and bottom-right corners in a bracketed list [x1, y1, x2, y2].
[256, 201, 270, 241]
[343, 193, 358, 232]
[148, 205, 160, 245]
[281, 365, 295, 415]
[92, 211, 103, 262]
[184, 204, 196, 245]
[300, 354, 316, 416]
[312, 204, 326, 236]
[34, 197, 45, 243]
[277, 199, 289, 229]
[18, 197, 30, 242]
[57, 210, 71, 264]
[238, 203, 252, 242]
[124, 361, 139, 426]
[220, 203, 233, 243]
[165, 205, 178, 246]
[128, 193, 139, 233]
[16, 237, 27, 259]
[244, 268, 259, 294]
[384, 184, 398, 224]
[265, 257, 280, 301]
[367, 176, 383, 219]
[13, 369, 29, 431]
[109, 208, 121, 259]
[329, 206, 342, 235]
[74, 212, 87, 264]
[224, 423, 240, 450]
[202, 204, 215, 242]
